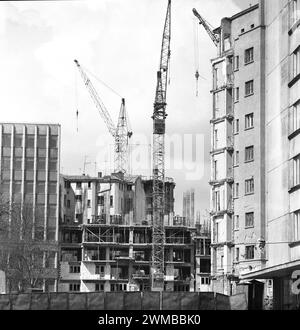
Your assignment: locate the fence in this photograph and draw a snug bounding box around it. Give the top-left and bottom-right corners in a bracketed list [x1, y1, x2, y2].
[0, 291, 247, 310]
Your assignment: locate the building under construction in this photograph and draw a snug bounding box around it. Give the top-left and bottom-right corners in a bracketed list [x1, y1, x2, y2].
[58, 172, 207, 292]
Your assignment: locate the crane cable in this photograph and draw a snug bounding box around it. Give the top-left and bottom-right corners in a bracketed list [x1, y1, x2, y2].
[82, 64, 123, 99]
[75, 65, 79, 132]
[193, 15, 207, 97]
[193, 15, 200, 97]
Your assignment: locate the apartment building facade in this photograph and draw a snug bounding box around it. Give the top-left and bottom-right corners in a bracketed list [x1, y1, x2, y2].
[240, 0, 300, 310]
[210, 0, 300, 309]
[0, 123, 60, 292]
[58, 173, 199, 293]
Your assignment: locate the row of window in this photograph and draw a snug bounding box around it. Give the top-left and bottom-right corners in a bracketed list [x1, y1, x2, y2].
[233, 146, 254, 167]
[2, 134, 58, 149]
[233, 178, 254, 198]
[63, 195, 114, 208]
[2, 147, 58, 159]
[236, 245, 254, 261]
[233, 80, 254, 102]
[233, 47, 254, 71]
[233, 113, 254, 134]
[66, 181, 133, 192]
[1, 157, 57, 171]
[234, 212, 254, 231]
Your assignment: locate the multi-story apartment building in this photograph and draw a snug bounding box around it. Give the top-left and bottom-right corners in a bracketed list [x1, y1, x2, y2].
[0, 123, 60, 292]
[210, 0, 300, 309]
[210, 3, 264, 296]
[58, 172, 199, 293]
[240, 0, 300, 310]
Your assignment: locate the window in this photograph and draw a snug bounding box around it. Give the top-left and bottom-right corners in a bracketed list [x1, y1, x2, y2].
[69, 283, 80, 292]
[236, 247, 240, 262]
[110, 196, 113, 207]
[98, 196, 104, 206]
[26, 135, 35, 148]
[88, 181, 92, 189]
[214, 129, 218, 149]
[95, 265, 105, 275]
[76, 182, 82, 189]
[14, 157, 22, 170]
[245, 212, 254, 228]
[95, 283, 104, 292]
[245, 80, 254, 96]
[245, 113, 254, 129]
[245, 246, 255, 260]
[67, 200, 70, 208]
[234, 55, 239, 70]
[214, 191, 221, 212]
[234, 215, 240, 230]
[2, 134, 11, 147]
[245, 47, 254, 64]
[294, 210, 300, 241]
[37, 159, 46, 170]
[241, 28, 245, 33]
[69, 265, 80, 273]
[213, 160, 218, 180]
[290, 101, 300, 134]
[234, 87, 240, 102]
[245, 146, 254, 162]
[201, 277, 210, 285]
[65, 181, 71, 189]
[234, 151, 239, 166]
[293, 155, 300, 187]
[49, 160, 57, 171]
[49, 135, 58, 148]
[37, 135, 46, 148]
[234, 119, 240, 134]
[251, 24, 255, 29]
[87, 200, 91, 208]
[234, 183, 239, 198]
[245, 178, 254, 195]
[291, 0, 300, 26]
[14, 134, 23, 147]
[292, 47, 300, 79]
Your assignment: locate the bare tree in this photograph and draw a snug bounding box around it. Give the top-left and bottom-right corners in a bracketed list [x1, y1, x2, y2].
[0, 195, 57, 293]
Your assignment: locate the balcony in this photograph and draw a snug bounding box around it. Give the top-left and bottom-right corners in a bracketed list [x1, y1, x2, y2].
[132, 270, 150, 280]
[209, 177, 234, 186]
[210, 113, 234, 124]
[210, 209, 234, 217]
[165, 237, 191, 245]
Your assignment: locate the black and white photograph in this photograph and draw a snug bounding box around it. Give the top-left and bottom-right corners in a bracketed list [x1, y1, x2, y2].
[0, 0, 299, 322]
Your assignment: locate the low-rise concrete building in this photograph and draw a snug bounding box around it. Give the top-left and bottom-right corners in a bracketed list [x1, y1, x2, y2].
[58, 172, 200, 292]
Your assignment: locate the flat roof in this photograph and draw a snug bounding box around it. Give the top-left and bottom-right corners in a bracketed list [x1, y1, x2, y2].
[213, 3, 259, 33]
[0, 122, 61, 126]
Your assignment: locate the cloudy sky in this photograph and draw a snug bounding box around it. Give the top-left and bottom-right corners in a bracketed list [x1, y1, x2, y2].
[0, 0, 256, 216]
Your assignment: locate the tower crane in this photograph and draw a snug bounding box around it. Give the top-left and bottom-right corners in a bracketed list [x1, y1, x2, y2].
[151, 0, 171, 292]
[74, 59, 132, 174]
[192, 8, 219, 95]
[192, 8, 219, 47]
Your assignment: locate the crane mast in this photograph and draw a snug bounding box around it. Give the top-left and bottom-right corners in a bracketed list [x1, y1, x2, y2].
[74, 59, 132, 174]
[151, 0, 171, 292]
[192, 8, 219, 47]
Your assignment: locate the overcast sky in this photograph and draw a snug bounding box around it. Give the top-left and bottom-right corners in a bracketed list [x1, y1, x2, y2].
[0, 0, 256, 216]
